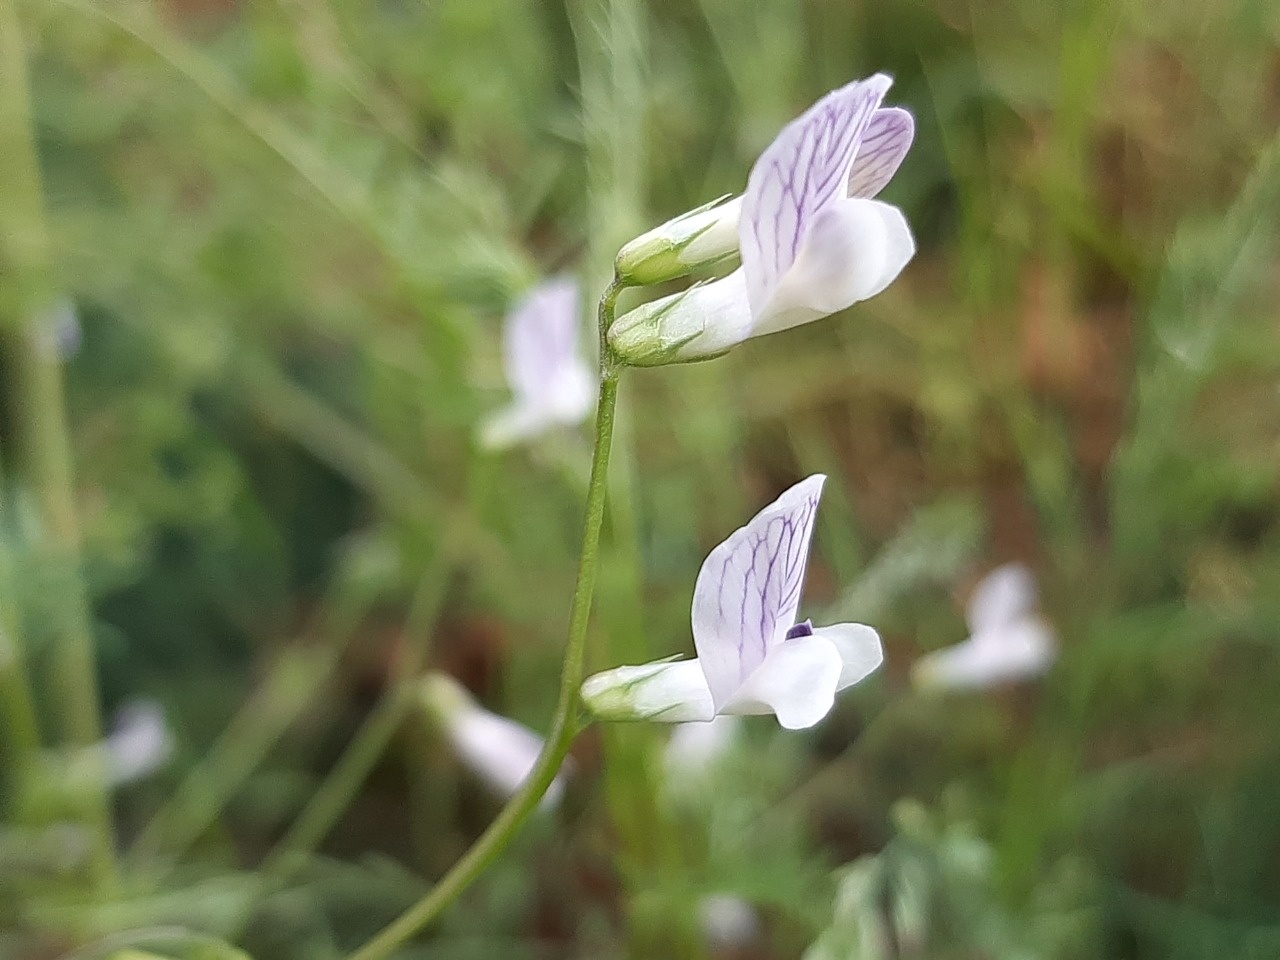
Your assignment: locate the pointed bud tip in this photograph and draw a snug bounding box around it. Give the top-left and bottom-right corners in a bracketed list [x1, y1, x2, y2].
[614, 196, 742, 286]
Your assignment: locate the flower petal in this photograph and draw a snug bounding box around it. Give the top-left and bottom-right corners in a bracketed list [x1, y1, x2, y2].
[504, 277, 583, 405]
[105, 700, 173, 786]
[811, 622, 884, 690]
[753, 197, 915, 337]
[846, 107, 915, 199]
[663, 714, 740, 786]
[542, 359, 596, 423]
[692, 475, 826, 710]
[448, 707, 549, 798]
[722, 634, 843, 729]
[580, 659, 717, 722]
[478, 402, 557, 451]
[913, 619, 1056, 691]
[965, 563, 1038, 634]
[740, 75, 892, 320]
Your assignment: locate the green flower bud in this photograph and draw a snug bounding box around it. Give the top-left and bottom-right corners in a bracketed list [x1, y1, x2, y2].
[614, 196, 741, 286]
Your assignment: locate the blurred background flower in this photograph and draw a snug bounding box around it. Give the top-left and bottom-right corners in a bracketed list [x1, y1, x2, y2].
[1, 0, 1278, 957]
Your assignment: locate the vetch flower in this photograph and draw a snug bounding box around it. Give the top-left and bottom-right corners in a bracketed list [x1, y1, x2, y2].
[102, 699, 174, 786]
[663, 714, 740, 787]
[609, 74, 915, 365]
[419, 672, 564, 806]
[911, 563, 1057, 690]
[699, 893, 761, 949]
[581, 475, 883, 730]
[479, 278, 595, 450]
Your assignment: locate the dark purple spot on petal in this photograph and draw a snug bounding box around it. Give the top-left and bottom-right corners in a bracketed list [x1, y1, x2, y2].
[785, 619, 815, 640]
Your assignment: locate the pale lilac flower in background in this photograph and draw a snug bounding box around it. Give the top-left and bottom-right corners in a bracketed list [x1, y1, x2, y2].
[34, 297, 82, 360]
[581, 475, 883, 730]
[700, 893, 761, 950]
[663, 714, 741, 788]
[419, 672, 564, 807]
[609, 75, 915, 364]
[102, 700, 173, 786]
[479, 278, 595, 450]
[912, 563, 1058, 690]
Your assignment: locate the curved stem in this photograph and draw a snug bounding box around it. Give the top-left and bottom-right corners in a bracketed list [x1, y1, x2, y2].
[346, 285, 625, 960]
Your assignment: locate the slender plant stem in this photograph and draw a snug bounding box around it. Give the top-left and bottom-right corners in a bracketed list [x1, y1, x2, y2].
[345, 287, 624, 960]
[0, 450, 41, 769]
[0, 539, 41, 768]
[0, 0, 116, 890]
[263, 568, 450, 876]
[125, 597, 370, 879]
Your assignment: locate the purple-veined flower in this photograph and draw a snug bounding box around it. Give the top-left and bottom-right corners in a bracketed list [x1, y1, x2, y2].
[911, 563, 1057, 690]
[479, 278, 595, 450]
[609, 74, 915, 364]
[581, 475, 883, 730]
[419, 672, 564, 806]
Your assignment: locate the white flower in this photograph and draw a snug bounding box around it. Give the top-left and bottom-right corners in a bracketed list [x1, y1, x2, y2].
[103, 700, 174, 786]
[663, 714, 741, 787]
[419, 672, 564, 806]
[479, 278, 595, 449]
[581, 475, 883, 730]
[699, 893, 761, 949]
[912, 563, 1057, 690]
[36, 296, 82, 359]
[608, 75, 915, 365]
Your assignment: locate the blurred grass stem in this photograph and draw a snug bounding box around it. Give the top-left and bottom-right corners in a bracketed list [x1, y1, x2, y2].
[0, 0, 117, 890]
[126, 599, 371, 879]
[347, 284, 624, 960]
[263, 569, 449, 876]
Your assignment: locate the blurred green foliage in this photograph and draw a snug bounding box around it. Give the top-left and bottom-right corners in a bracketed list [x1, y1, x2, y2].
[1, 0, 1278, 957]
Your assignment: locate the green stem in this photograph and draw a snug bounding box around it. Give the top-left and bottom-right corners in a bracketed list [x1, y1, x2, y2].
[125, 596, 370, 879]
[0, 0, 116, 890]
[0, 555, 41, 769]
[0, 452, 41, 769]
[263, 569, 449, 876]
[265, 686, 414, 879]
[346, 287, 624, 960]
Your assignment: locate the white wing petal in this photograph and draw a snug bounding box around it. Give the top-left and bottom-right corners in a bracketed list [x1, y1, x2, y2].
[846, 107, 915, 199]
[739, 75, 892, 320]
[692, 475, 826, 710]
[966, 562, 1039, 634]
[722, 633, 843, 729]
[503, 277, 582, 405]
[811, 622, 884, 691]
[663, 714, 741, 785]
[913, 619, 1057, 691]
[478, 402, 557, 451]
[751, 198, 914, 337]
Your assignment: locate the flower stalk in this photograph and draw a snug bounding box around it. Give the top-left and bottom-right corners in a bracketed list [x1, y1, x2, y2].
[346, 280, 625, 960]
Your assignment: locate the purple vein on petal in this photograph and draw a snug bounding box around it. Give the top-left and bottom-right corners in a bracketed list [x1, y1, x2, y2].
[847, 107, 914, 199]
[740, 75, 892, 318]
